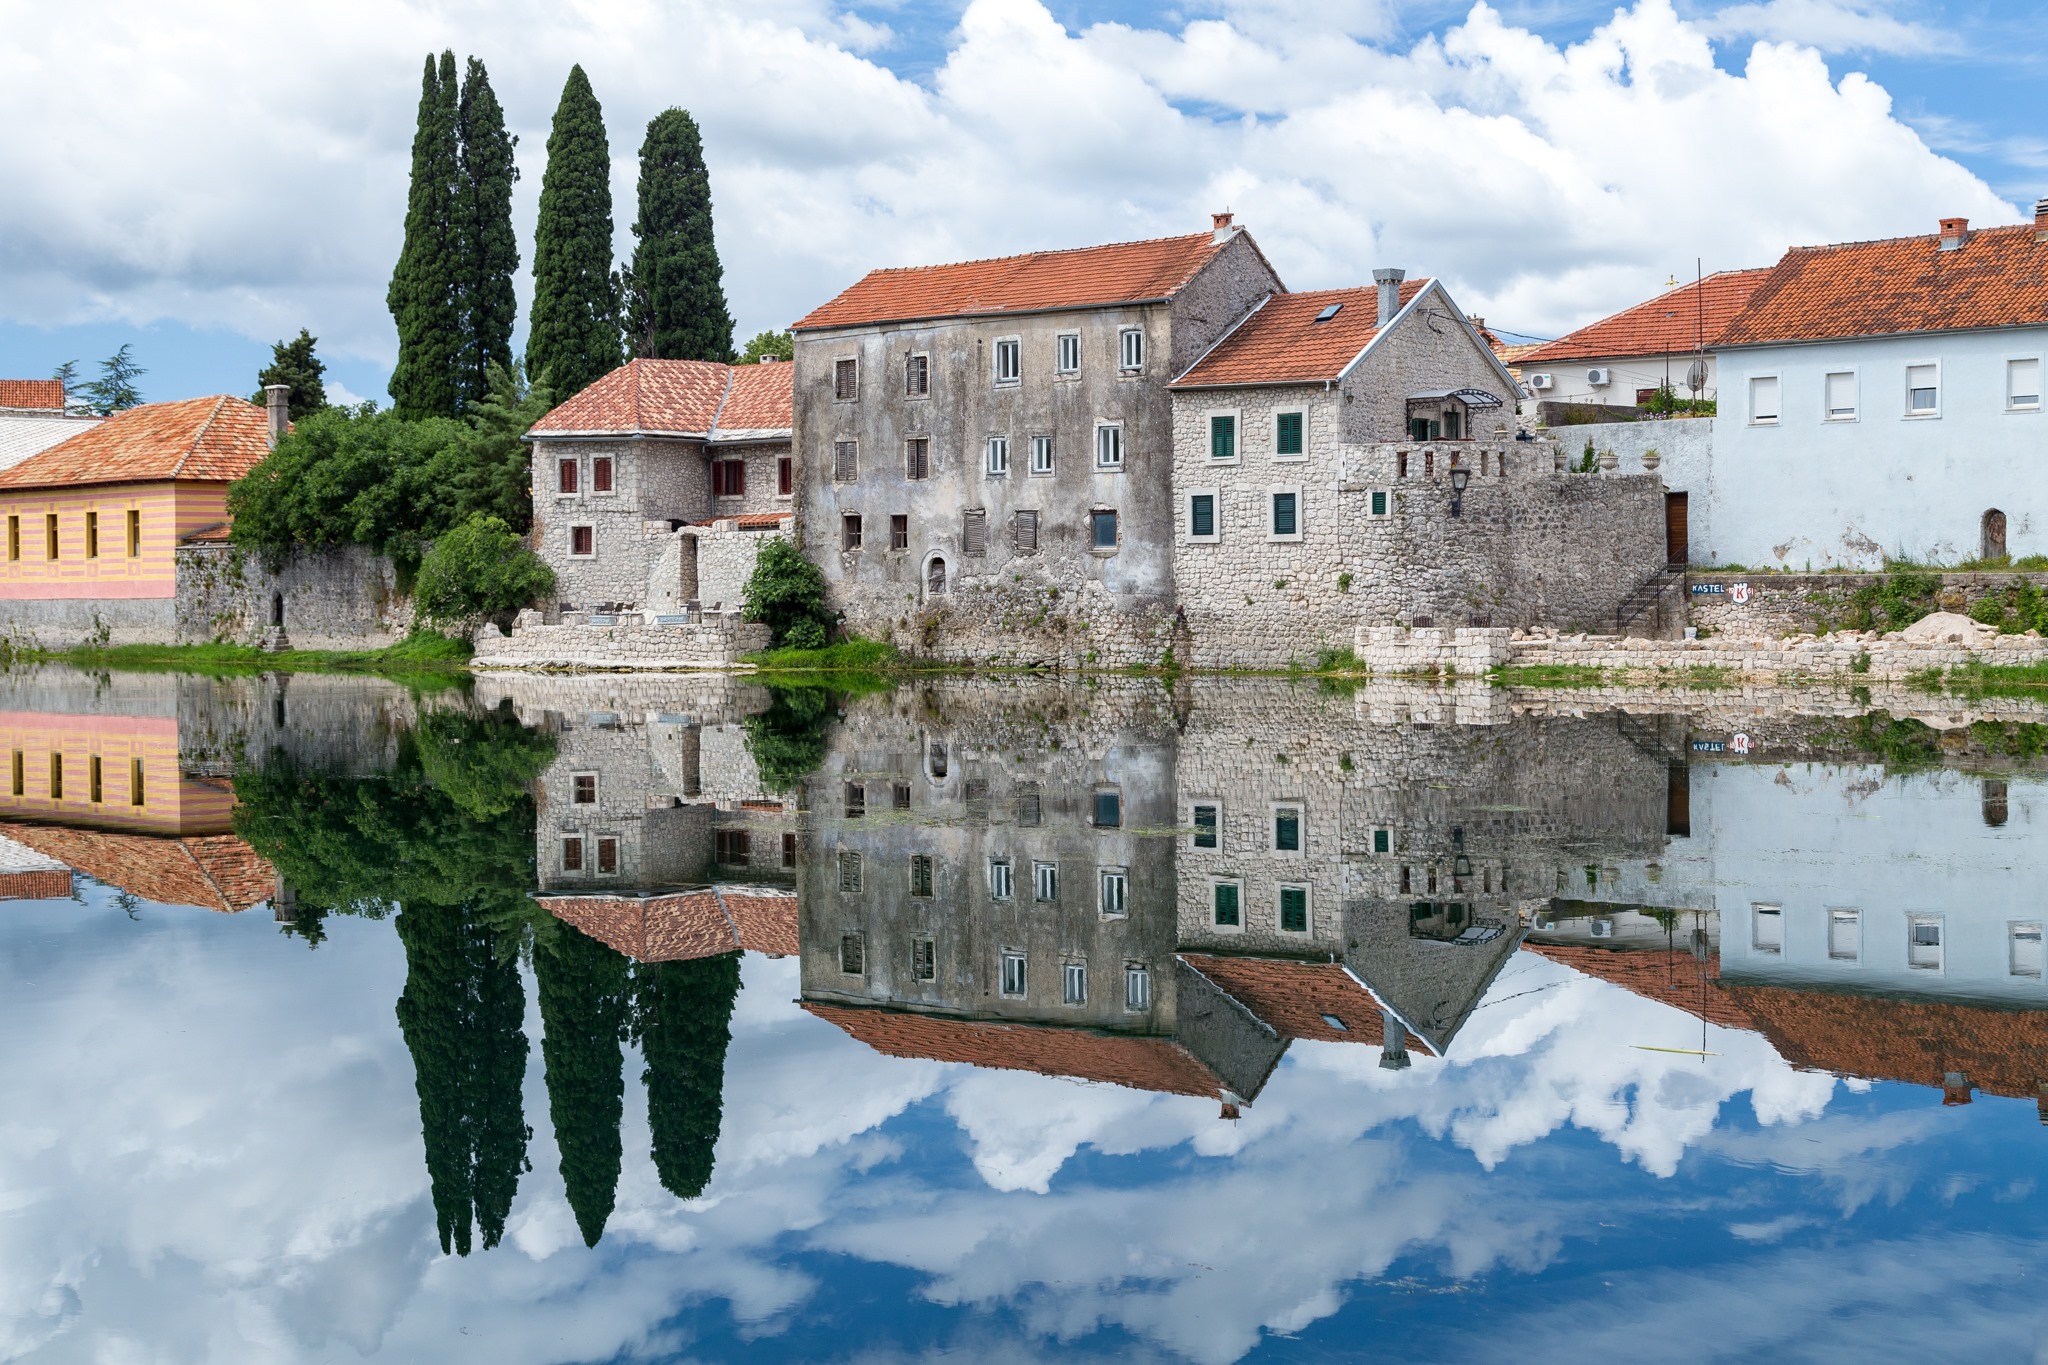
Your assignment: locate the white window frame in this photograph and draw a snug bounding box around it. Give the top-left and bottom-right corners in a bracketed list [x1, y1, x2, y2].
[570, 771, 600, 805]
[1124, 963, 1151, 1012]
[1205, 408, 1242, 464]
[1094, 422, 1124, 471]
[1822, 369, 1859, 422]
[1033, 860, 1059, 903]
[987, 857, 1014, 902]
[1747, 374, 1781, 426]
[1098, 866, 1128, 919]
[1367, 825, 1395, 856]
[1055, 332, 1081, 375]
[1751, 901, 1782, 953]
[2005, 355, 2043, 413]
[1029, 434, 1054, 477]
[1271, 801, 1304, 856]
[1209, 877, 1244, 934]
[2009, 920, 2044, 977]
[993, 337, 1022, 387]
[1188, 798, 1223, 851]
[560, 833, 585, 873]
[904, 351, 930, 399]
[1185, 488, 1220, 544]
[1268, 486, 1304, 543]
[833, 356, 859, 402]
[1827, 906, 1861, 962]
[556, 455, 582, 498]
[1273, 409, 1309, 462]
[1907, 913, 1945, 971]
[1276, 883, 1313, 936]
[568, 524, 596, 559]
[1365, 488, 1393, 520]
[1903, 360, 1941, 419]
[1000, 950, 1027, 998]
[1118, 327, 1145, 373]
[985, 436, 1010, 477]
[1062, 960, 1087, 1007]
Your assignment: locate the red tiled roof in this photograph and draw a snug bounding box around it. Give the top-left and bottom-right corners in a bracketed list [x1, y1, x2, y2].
[1517, 269, 1772, 365]
[804, 1002, 1225, 1098]
[1178, 953, 1433, 1054]
[1717, 223, 2048, 347]
[1170, 281, 1429, 387]
[181, 522, 232, 544]
[689, 513, 789, 530]
[0, 868, 73, 900]
[792, 231, 1243, 331]
[0, 396, 271, 491]
[1523, 944, 1758, 1030]
[538, 887, 797, 962]
[0, 823, 272, 913]
[0, 380, 64, 411]
[527, 358, 793, 439]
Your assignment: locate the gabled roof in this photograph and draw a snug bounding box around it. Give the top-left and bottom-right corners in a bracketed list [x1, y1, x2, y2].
[0, 823, 273, 913]
[1178, 953, 1435, 1055]
[0, 379, 64, 411]
[792, 230, 1258, 331]
[0, 396, 270, 491]
[1523, 944, 1756, 1030]
[537, 885, 797, 963]
[1516, 269, 1772, 365]
[1717, 222, 2048, 347]
[526, 358, 793, 440]
[1171, 280, 1470, 389]
[803, 1002, 1226, 1098]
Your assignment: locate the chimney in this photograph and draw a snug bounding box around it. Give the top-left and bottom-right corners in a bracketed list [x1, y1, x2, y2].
[264, 383, 290, 448]
[1378, 1008, 1411, 1070]
[2035, 198, 2048, 242]
[1373, 268, 1407, 327]
[1942, 1070, 1973, 1106]
[1211, 210, 1238, 245]
[1938, 217, 1969, 252]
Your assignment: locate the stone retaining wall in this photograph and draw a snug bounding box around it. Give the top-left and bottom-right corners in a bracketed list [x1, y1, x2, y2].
[176, 543, 413, 648]
[1509, 630, 2048, 679]
[469, 614, 773, 670]
[1687, 571, 2048, 638]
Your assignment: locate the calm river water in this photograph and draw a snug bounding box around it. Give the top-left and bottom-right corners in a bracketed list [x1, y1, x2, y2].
[1, 664, 2045, 1363]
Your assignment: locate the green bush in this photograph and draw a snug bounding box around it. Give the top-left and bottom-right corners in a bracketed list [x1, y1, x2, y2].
[743, 537, 832, 646]
[414, 514, 555, 624]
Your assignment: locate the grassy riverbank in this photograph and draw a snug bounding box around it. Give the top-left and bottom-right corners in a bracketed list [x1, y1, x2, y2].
[16, 631, 474, 682]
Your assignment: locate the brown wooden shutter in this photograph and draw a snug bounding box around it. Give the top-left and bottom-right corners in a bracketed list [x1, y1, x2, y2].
[834, 440, 858, 482]
[834, 359, 857, 400]
[1013, 509, 1038, 552]
[962, 509, 988, 556]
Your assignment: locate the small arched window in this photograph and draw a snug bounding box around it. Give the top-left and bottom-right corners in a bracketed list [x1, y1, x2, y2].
[926, 556, 948, 597]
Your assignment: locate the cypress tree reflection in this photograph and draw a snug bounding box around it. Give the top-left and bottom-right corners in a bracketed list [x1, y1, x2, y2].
[633, 952, 742, 1199]
[533, 919, 632, 1247]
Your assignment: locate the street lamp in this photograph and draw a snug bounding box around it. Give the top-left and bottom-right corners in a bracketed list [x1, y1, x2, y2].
[1449, 465, 1470, 517]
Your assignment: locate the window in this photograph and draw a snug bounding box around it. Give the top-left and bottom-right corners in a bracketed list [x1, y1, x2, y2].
[1748, 375, 1780, 424]
[909, 854, 934, 897]
[905, 437, 930, 480]
[572, 773, 597, 804]
[48, 753, 61, 800]
[1270, 490, 1300, 539]
[782, 832, 798, 867]
[1119, 327, 1145, 372]
[717, 830, 751, 866]
[1751, 902, 1782, 952]
[962, 509, 988, 556]
[84, 512, 97, 559]
[1093, 789, 1122, 828]
[569, 525, 594, 557]
[1273, 805, 1302, 853]
[1213, 880, 1240, 929]
[89, 755, 102, 803]
[1191, 802, 1219, 849]
[8, 750, 19, 797]
[841, 513, 863, 550]
[2010, 922, 2044, 977]
[6, 515, 16, 561]
[834, 358, 858, 400]
[1013, 510, 1038, 552]
[1909, 915, 1944, 970]
[844, 781, 866, 818]
[1090, 509, 1118, 550]
[1275, 410, 1305, 457]
[1124, 964, 1151, 1011]
[1016, 786, 1041, 826]
[778, 456, 793, 496]
[1828, 907, 1861, 961]
[1279, 885, 1310, 934]
[45, 513, 58, 560]
[927, 739, 948, 779]
[1210, 413, 1236, 461]
[558, 458, 579, 494]
[561, 835, 584, 871]
[1034, 861, 1058, 902]
[1188, 492, 1217, 541]
[985, 436, 1010, 477]
[2008, 358, 2041, 410]
[129, 758, 144, 806]
[597, 837, 619, 874]
[890, 515, 909, 551]
[1368, 489, 1390, 518]
[994, 338, 1021, 385]
[1037, 332, 1072, 377]
[1001, 951, 1027, 997]
[1370, 827, 1393, 855]
[912, 937, 936, 980]
[905, 353, 929, 397]
[987, 858, 1014, 901]
[592, 456, 614, 493]
[1029, 434, 1054, 476]
[125, 509, 140, 557]
[1825, 371, 1857, 421]
[712, 459, 745, 497]
[1063, 961, 1087, 1006]
[837, 849, 864, 892]
[1099, 867, 1128, 918]
[833, 440, 858, 482]
[840, 932, 866, 975]
[1906, 363, 1939, 415]
[893, 781, 912, 810]
[1095, 423, 1123, 470]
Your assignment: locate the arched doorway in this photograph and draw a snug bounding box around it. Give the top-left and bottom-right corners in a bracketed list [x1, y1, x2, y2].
[1982, 508, 2008, 561]
[270, 592, 284, 628]
[925, 555, 948, 599]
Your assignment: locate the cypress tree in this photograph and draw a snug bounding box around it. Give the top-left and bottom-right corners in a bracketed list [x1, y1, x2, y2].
[388, 52, 463, 419]
[633, 952, 742, 1199]
[623, 109, 734, 362]
[535, 920, 631, 1247]
[526, 65, 621, 399]
[455, 58, 520, 411]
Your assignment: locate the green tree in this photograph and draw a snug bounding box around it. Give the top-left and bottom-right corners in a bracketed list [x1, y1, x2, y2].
[251, 329, 329, 420]
[737, 330, 793, 364]
[50, 360, 80, 409]
[455, 57, 520, 411]
[527, 65, 621, 399]
[633, 952, 741, 1199]
[623, 109, 734, 363]
[534, 921, 632, 1247]
[414, 513, 555, 624]
[82, 344, 145, 413]
[388, 52, 464, 419]
[742, 536, 832, 647]
[743, 686, 835, 792]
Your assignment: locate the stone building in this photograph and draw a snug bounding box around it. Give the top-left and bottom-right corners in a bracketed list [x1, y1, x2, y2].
[524, 357, 795, 618]
[789, 216, 1284, 665]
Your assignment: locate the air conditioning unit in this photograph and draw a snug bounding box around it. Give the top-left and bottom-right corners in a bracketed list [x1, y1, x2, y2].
[1587, 367, 1612, 387]
[1528, 373, 1554, 391]
[1590, 917, 1616, 939]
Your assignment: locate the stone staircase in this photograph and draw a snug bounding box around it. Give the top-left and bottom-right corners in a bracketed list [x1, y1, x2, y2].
[1614, 567, 1687, 639]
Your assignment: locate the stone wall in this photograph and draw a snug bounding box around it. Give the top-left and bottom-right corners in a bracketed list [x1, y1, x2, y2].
[1549, 417, 1713, 563]
[1509, 628, 2048, 679]
[1336, 285, 1518, 444]
[469, 615, 773, 670]
[1687, 570, 2048, 638]
[175, 543, 411, 648]
[0, 596, 175, 649]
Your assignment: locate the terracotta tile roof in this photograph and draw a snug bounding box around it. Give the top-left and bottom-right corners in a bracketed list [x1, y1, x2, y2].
[527, 358, 793, 439]
[1522, 944, 1757, 1030]
[1717, 223, 2048, 347]
[0, 822, 272, 913]
[721, 890, 799, 955]
[0, 869, 73, 900]
[1178, 953, 1433, 1054]
[537, 886, 797, 962]
[689, 513, 789, 530]
[804, 1001, 1226, 1098]
[792, 231, 1242, 331]
[1517, 269, 1772, 365]
[1170, 281, 1429, 387]
[0, 380, 64, 411]
[180, 522, 232, 544]
[0, 396, 271, 491]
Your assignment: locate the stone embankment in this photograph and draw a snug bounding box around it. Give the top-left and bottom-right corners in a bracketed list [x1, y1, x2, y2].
[470, 611, 772, 671]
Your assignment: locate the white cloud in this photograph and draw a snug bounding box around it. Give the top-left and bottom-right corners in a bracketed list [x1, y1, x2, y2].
[0, 0, 2019, 376]
[1701, 0, 1960, 56]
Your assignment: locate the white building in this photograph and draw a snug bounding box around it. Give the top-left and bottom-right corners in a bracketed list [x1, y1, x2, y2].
[1516, 268, 1770, 410]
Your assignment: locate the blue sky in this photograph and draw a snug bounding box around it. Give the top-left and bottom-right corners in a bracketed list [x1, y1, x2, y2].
[1, 0, 2040, 405]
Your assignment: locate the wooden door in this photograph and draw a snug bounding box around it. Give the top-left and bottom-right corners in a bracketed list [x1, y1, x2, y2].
[1983, 509, 2007, 561]
[1664, 492, 1689, 567]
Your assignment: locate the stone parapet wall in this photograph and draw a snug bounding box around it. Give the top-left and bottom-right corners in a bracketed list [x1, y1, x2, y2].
[470, 615, 773, 670]
[1352, 626, 1512, 675]
[1508, 629, 2048, 679]
[471, 671, 773, 726]
[1687, 571, 2048, 638]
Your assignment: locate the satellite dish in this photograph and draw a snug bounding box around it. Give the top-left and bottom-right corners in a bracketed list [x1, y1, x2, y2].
[1685, 359, 1708, 395]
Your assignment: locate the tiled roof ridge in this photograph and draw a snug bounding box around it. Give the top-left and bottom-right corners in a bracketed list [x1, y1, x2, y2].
[174, 395, 231, 480]
[707, 364, 737, 436]
[852, 229, 1213, 282]
[1778, 220, 2038, 256]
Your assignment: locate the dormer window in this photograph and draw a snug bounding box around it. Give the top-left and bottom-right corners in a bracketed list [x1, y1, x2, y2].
[1313, 303, 1341, 323]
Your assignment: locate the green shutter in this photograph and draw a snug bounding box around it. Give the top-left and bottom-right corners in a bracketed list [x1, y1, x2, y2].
[1373, 828, 1390, 854]
[1277, 411, 1303, 454]
[1191, 494, 1214, 537]
[1211, 415, 1235, 459]
[1193, 804, 1218, 848]
[1273, 492, 1297, 536]
[1275, 809, 1299, 851]
[1371, 489, 1388, 517]
[1214, 882, 1239, 927]
[1280, 887, 1308, 932]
